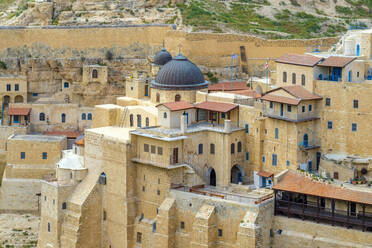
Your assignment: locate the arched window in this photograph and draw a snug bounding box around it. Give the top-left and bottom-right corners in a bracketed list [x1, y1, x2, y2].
[163, 112, 167, 119]
[156, 93, 160, 103]
[175, 94, 181, 102]
[130, 114, 134, 127]
[82, 113, 86, 120]
[301, 74, 306, 86]
[292, 73, 296, 84]
[14, 95, 23, 103]
[231, 143, 235, 154]
[146, 117, 149, 127]
[237, 142, 242, 152]
[92, 69, 98, 78]
[137, 115, 142, 127]
[87, 113, 92, 120]
[61, 113, 66, 123]
[39, 113, 45, 121]
[99, 172, 106, 185]
[283, 72, 287, 83]
[64, 82, 69, 88]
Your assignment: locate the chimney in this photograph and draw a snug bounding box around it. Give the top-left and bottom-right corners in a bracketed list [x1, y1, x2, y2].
[224, 119, 232, 133]
[181, 115, 187, 133]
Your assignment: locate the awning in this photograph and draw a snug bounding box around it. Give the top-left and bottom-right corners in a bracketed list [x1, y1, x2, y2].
[7, 107, 31, 116]
[195, 101, 238, 113]
[258, 171, 274, 178]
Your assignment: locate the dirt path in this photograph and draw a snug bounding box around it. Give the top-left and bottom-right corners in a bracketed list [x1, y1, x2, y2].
[0, 214, 39, 248]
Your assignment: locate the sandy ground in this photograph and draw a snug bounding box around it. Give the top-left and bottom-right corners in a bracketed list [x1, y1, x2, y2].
[0, 214, 39, 248]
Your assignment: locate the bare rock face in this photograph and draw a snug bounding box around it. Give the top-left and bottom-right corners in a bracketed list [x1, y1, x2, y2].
[7, 2, 53, 26]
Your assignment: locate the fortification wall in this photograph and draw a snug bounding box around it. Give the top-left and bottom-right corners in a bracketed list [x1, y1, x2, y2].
[0, 25, 338, 71]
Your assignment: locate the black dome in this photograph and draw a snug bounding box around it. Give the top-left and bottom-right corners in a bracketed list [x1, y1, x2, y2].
[151, 54, 209, 90]
[154, 48, 172, 66]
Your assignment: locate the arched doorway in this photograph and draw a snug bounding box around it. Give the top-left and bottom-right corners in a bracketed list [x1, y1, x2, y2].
[207, 168, 216, 186]
[303, 134, 308, 148]
[3, 95, 10, 107]
[14, 95, 23, 103]
[231, 165, 244, 184]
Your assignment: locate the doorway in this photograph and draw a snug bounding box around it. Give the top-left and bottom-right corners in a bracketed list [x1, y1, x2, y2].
[231, 165, 244, 184]
[280, 104, 284, 116]
[209, 168, 216, 186]
[172, 148, 178, 164]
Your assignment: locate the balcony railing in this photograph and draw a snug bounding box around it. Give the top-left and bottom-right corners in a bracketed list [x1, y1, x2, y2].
[298, 139, 321, 150]
[263, 109, 320, 123]
[275, 199, 372, 232]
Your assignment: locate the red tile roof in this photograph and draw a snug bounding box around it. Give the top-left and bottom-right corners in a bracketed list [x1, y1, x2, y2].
[275, 53, 323, 67]
[273, 172, 372, 205]
[231, 89, 261, 98]
[208, 81, 248, 92]
[258, 171, 274, 178]
[44, 131, 81, 139]
[7, 107, 31, 116]
[260, 85, 322, 105]
[195, 101, 238, 113]
[318, 56, 356, 68]
[160, 101, 194, 111]
[75, 137, 85, 146]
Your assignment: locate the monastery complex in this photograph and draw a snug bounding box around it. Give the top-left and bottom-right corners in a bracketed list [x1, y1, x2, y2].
[0, 26, 371, 247]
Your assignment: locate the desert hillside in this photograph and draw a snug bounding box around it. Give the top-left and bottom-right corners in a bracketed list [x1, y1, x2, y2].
[0, 0, 370, 38]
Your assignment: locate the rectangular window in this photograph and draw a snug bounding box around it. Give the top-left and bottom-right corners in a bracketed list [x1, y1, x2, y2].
[180, 221, 185, 229]
[286, 160, 290, 166]
[325, 98, 331, 106]
[6, 84, 11, 91]
[151, 145, 156, 154]
[142, 186, 145, 192]
[198, 144, 203, 154]
[137, 232, 142, 244]
[275, 128, 279, 139]
[144, 144, 149, 152]
[352, 123, 357, 132]
[287, 105, 292, 112]
[334, 172, 339, 179]
[21, 152, 25, 159]
[246, 152, 249, 161]
[32, 93, 38, 97]
[48, 223, 50, 232]
[262, 156, 266, 163]
[157, 147, 163, 155]
[353, 100, 358, 109]
[221, 113, 226, 119]
[302, 106, 305, 113]
[15, 84, 19, 91]
[308, 105, 312, 112]
[210, 143, 215, 154]
[272, 154, 277, 166]
[270, 101, 274, 109]
[327, 121, 333, 130]
[157, 190, 160, 196]
[218, 229, 223, 237]
[42, 152, 47, 160]
[245, 124, 249, 134]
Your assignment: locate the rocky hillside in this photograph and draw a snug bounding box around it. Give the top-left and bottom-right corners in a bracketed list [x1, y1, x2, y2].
[0, 0, 370, 39]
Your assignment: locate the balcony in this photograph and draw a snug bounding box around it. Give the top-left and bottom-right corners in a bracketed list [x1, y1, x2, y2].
[298, 139, 320, 151]
[263, 109, 320, 123]
[275, 199, 372, 232]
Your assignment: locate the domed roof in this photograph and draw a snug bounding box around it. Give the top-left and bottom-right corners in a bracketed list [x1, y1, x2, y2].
[154, 48, 172, 66]
[151, 54, 209, 90]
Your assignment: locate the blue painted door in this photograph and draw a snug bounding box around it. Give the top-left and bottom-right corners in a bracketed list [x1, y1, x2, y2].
[348, 71, 352, 82]
[184, 113, 189, 124]
[356, 44, 360, 56]
[280, 104, 284, 116]
[303, 134, 308, 148]
[262, 177, 266, 187]
[308, 161, 313, 173]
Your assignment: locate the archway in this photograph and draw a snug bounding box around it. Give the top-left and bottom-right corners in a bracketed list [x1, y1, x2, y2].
[14, 95, 23, 103]
[3, 95, 10, 107]
[231, 165, 244, 184]
[303, 134, 308, 148]
[206, 167, 216, 186]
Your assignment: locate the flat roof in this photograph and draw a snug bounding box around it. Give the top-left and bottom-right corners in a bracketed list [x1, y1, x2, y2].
[10, 134, 66, 142]
[86, 126, 131, 143]
[208, 81, 248, 92]
[273, 172, 372, 205]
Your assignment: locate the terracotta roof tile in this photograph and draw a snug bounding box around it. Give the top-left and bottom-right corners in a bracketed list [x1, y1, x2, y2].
[44, 131, 81, 139]
[318, 56, 356, 68]
[208, 81, 248, 92]
[261, 86, 322, 105]
[160, 101, 194, 111]
[258, 171, 274, 177]
[75, 134, 85, 146]
[260, 94, 301, 105]
[195, 101, 238, 113]
[7, 107, 31, 116]
[275, 53, 323, 67]
[273, 172, 372, 205]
